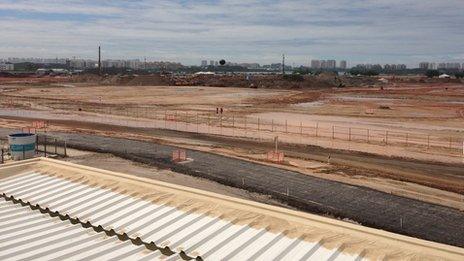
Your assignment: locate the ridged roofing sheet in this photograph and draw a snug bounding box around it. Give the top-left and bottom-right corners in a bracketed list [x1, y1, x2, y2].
[0, 197, 174, 261]
[0, 172, 359, 260]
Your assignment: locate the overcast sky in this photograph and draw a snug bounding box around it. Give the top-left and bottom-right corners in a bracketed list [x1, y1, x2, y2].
[0, 0, 463, 66]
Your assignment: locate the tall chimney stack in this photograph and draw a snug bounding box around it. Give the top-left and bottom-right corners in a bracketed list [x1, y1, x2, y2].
[98, 46, 101, 75]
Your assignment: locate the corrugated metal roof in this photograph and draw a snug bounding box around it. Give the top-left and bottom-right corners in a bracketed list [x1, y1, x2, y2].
[0, 197, 175, 261]
[0, 172, 360, 260]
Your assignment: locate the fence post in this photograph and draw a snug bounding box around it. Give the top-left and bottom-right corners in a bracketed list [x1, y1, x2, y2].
[427, 135, 430, 149]
[185, 111, 189, 131]
[44, 135, 47, 157]
[208, 114, 211, 134]
[332, 126, 335, 139]
[54, 138, 57, 155]
[175, 111, 178, 130]
[385, 131, 388, 145]
[271, 119, 274, 132]
[196, 113, 199, 133]
[462, 141, 464, 160]
[349, 127, 352, 141]
[406, 133, 409, 146]
[64, 140, 67, 157]
[164, 110, 167, 129]
[315, 122, 319, 137]
[367, 129, 370, 143]
[285, 120, 288, 133]
[258, 118, 260, 131]
[1, 149, 3, 164]
[300, 122, 303, 136]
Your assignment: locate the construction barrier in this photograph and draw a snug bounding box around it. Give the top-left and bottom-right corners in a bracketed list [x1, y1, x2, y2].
[32, 120, 47, 129]
[172, 149, 187, 162]
[267, 150, 284, 163]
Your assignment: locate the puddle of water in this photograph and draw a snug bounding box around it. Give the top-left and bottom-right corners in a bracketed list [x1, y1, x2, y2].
[293, 101, 325, 108]
[336, 96, 402, 102]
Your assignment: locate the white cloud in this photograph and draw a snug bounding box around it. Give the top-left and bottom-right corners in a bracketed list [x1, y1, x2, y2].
[0, 0, 463, 65]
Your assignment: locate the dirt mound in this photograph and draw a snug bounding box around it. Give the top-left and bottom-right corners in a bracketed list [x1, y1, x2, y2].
[172, 74, 380, 89]
[69, 73, 381, 89]
[71, 74, 172, 86]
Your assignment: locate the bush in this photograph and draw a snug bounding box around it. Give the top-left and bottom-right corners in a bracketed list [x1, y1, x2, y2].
[425, 70, 440, 78]
[283, 74, 304, 81]
[349, 69, 379, 76]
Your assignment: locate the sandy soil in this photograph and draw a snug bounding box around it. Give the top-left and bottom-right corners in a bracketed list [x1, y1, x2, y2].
[1, 82, 463, 153]
[64, 150, 290, 208]
[1, 118, 463, 211]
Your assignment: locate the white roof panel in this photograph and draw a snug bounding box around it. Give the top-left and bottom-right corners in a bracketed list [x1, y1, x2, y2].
[0, 172, 362, 260]
[0, 197, 170, 261]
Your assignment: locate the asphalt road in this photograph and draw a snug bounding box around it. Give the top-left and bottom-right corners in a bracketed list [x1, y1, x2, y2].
[2, 129, 460, 247]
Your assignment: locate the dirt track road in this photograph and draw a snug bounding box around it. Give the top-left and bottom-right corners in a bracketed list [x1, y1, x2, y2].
[1, 128, 462, 247]
[38, 118, 464, 193]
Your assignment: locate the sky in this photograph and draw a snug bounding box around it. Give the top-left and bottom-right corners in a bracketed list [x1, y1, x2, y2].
[0, 0, 463, 66]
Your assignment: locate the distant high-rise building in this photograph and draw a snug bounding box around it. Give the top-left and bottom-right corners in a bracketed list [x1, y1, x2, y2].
[384, 64, 394, 70]
[201, 60, 208, 67]
[419, 62, 429, 70]
[437, 63, 446, 69]
[327, 60, 336, 69]
[339, 60, 347, 69]
[385, 64, 406, 70]
[447, 63, 461, 69]
[320, 60, 327, 69]
[428, 63, 436, 70]
[311, 60, 321, 69]
[311, 59, 337, 69]
[0, 62, 14, 71]
[210, 60, 214, 66]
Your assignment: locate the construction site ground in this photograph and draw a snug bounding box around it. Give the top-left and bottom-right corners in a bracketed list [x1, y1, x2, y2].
[1, 80, 464, 161]
[0, 76, 463, 246]
[0, 126, 463, 248]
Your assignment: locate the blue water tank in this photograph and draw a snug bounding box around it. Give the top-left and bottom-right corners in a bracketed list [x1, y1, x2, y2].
[8, 133, 37, 160]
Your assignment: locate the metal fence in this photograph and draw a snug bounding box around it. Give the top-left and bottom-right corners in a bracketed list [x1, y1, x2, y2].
[72, 105, 464, 156]
[36, 134, 67, 158]
[0, 134, 67, 164]
[2, 103, 463, 157]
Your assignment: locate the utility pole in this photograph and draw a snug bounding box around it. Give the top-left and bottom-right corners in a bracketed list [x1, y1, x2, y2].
[282, 54, 285, 75]
[98, 46, 102, 76]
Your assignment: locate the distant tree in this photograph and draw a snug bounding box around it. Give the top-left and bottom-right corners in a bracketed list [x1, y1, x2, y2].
[13, 62, 39, 72]
[349, 68, 379, 76]
[283, 74, 304, 81]
[292, 67, 311, 75]
[425, 70, 440, 78]
[365, 70, 379, 76]
[454, 72, 464, 79]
